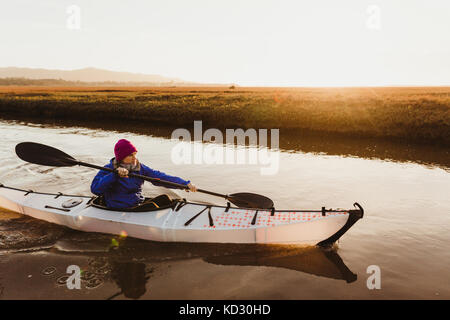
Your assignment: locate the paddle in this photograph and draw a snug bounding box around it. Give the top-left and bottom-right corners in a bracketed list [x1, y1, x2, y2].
[15, 142, 274, 209]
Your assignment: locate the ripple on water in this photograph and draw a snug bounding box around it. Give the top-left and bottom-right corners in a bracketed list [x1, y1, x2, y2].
[0, 215, 68, 251]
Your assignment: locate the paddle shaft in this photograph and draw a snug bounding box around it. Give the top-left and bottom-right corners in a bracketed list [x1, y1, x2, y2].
[77, 161, 228, 199]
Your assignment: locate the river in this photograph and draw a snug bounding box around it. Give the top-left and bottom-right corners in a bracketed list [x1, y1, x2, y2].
[0, 119, 449, 299]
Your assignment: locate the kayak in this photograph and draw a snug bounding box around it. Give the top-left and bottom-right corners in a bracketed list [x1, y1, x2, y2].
[0, 184, 363, 246]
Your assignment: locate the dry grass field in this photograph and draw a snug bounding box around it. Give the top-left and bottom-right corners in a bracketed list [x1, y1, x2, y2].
[0, 86, 449, 145]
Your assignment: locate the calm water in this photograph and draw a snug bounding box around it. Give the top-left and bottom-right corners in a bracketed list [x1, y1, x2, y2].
[0, 120, 449, 299]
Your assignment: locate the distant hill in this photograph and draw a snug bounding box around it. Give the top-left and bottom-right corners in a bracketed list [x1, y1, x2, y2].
[0, 77, 186, 86]
[0, 67, 205, 86]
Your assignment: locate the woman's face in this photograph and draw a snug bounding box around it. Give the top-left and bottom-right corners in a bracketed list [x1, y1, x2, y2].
[122, 152, 138, 165]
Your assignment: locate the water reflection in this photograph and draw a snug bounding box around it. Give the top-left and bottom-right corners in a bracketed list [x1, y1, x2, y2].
[204, 246, 357, 283]
[50, 239, 358, 299]
[1, 117, 448, 170]
[107, 262, 150, 300]
[55, 232, 358, 287]
[40, 255, 150, 299]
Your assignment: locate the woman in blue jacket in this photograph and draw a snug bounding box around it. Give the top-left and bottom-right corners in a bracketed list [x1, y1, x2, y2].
[91, 139, 196, 209]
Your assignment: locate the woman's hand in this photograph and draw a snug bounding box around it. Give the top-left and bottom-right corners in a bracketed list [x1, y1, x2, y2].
[116, 167, 129, 178]
[186, 183, 197, 192]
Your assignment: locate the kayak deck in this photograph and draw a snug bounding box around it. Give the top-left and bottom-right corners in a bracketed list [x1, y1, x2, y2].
[0, 184, 364, 246]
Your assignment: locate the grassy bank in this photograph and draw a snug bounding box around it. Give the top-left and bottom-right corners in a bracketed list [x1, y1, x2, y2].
[0, 86, 449, 145]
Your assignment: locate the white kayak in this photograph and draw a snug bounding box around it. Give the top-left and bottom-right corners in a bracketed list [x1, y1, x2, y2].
[0, 184, 363, 246]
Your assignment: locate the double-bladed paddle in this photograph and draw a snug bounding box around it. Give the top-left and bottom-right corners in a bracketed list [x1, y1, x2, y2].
[15, 142, 274, 209]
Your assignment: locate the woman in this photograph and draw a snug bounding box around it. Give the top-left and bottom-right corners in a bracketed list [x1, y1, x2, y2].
[91, 139, 196, 209]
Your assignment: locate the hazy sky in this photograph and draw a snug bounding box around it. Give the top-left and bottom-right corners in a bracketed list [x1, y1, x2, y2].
[1, 0, 449, 86]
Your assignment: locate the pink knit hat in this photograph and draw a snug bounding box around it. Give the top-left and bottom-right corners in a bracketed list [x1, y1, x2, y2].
[114, 139, 138, 162]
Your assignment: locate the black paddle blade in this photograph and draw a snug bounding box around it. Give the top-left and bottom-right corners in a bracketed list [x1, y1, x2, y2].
[15, 142, 78, 167]
[227, 192, 274, 209]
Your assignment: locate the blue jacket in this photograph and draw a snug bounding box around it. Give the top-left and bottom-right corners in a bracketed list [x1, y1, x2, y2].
[90, 159, 190, 209]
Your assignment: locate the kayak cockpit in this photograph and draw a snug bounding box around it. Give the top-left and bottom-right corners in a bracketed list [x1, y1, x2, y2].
[89, 194, 179, 212]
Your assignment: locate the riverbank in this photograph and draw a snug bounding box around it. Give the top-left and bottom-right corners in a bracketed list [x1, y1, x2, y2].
[1, 117, 448, 170]
[0, 86, 449, 146]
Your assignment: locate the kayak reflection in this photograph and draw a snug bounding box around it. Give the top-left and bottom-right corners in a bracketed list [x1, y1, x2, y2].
[68, 243, 357, 300]
[106, 238, 358, 283]
[55, 234, 357, 286]
[203, 246, 357, 283]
